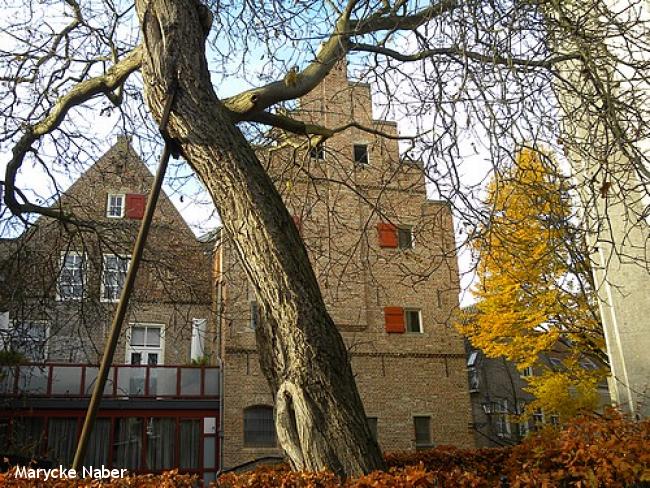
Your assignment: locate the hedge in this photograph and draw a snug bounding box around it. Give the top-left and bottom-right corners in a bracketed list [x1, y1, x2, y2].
[1, 410, 648, 487]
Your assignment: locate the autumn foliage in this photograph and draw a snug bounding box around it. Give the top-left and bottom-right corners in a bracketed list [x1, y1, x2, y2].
[0, 411, 647, 487]
[216, 410, 649, 487]
[458, 147, 607, 419]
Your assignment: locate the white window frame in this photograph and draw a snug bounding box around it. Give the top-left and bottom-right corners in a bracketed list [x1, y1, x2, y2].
[126, 323, 165, 366]
[101, 254, 130, 302]
[521, 366, 534, 378]
[404, 308, 423, 333]
[106, 193, 125, 218]
[57, 251, 85, 301]
[494, 398, 511, 438]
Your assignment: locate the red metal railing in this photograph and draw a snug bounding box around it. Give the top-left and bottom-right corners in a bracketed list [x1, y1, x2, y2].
[0, 363, 220, 399]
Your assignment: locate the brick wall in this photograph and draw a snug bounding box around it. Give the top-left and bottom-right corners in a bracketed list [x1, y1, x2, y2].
[2, 137, 213, 365]
[217, 61, 474, 468]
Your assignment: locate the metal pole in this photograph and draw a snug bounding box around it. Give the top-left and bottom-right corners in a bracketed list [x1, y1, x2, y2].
[72, 91, 177, 471]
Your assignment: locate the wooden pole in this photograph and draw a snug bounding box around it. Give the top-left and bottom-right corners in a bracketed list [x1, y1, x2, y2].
[72, 90, 176, 471]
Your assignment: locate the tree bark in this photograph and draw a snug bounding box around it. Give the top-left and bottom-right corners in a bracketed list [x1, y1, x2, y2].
[134, 0, 385, 477]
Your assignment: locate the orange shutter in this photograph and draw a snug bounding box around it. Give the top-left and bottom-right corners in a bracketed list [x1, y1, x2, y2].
[125, 194, 146, 219]
[377, 223, 398, 248]
[384, 307, 405, 333]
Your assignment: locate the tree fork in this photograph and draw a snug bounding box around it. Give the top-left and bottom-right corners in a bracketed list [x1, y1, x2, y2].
[134, 0, 385, 477]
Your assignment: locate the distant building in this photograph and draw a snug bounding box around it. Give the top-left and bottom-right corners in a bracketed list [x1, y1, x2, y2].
[460, 307, 610, 447]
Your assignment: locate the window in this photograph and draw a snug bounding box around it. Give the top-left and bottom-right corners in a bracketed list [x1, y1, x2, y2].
[250, 301, 260, 330]
[521, 366, 534, 377]
[532, 409, 545, 429]
[107, 193, 125, 218]
[309, 143, 324, 160]
[494, 399, 511, 438]
[516, 401, 529, 438]
[467, 350, 479, 367]
[397, 226, 414, 249]
[413, 416, 432, 448]
[244, 406, 276, 447]
[353, 144, 369, 165]
[58, 252, 85, 300]
[405, 309, 422, 333]
[102, 254, 129, 302]
[10, 321, 48, 361]
[367, 417, 378, 440]
[468, 368, 480, 392]
[127, 324, 163, 366]
[579, 357, 598, 370]
[548, 357, 564, 371]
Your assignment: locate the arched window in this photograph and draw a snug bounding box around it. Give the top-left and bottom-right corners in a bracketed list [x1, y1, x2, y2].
[243, 405, 276, 447]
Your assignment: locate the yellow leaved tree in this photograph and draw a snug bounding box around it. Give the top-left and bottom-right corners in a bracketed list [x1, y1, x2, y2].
[459, 147, 607, 421]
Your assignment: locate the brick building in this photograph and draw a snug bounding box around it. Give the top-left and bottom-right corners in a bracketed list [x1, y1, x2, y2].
[0, 139, 220, 483]
[1, 61, 475, 476]
[215, 62, 475, 468]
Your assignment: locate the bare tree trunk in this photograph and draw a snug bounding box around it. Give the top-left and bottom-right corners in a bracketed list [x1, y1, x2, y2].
[134, 0, 385, 477]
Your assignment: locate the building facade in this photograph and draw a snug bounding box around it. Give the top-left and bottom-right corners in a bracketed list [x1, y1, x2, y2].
[0, 139, 221, 483]
[215, 63, 475, 468]
[1, 63, 476, 476]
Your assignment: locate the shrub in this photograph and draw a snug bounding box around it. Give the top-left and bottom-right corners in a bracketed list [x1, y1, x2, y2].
[217, 410, 650, 488]
[0, 468, 197, 487]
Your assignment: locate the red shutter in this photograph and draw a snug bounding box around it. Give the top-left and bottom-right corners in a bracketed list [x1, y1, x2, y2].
[377, 222, 398, 248]
[384, 307, 405, 333]
[292, 215, 303, 235]
[125, 194, 146, 220]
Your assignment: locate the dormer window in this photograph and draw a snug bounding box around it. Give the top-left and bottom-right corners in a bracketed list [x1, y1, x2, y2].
[354, 144, 369, 165]
[107, 193, 125, 218]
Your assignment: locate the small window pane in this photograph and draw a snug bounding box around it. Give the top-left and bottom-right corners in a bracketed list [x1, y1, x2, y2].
[203, 436, 216, 469]
[107, 194, 124, 218]
[59, 253, 84, 300]
[244, 406, 276, 447]
[146, 418, 175, 470]
[405, 310, 421, 333]
[468, 368, 480, 392]
[354, 144, 369, 165]
[250, 301, 259, 330]
[180, 368, 201, 395]
[180, 419, 201, 469]
[131, 327, 145, 347]
[47, 418, 78, 466]
[113, 417, 143, 470]
[414, 416, 431, 447]
[398, 227, 413, 249]
[467, 350, 479, 367]
[146, 327, 161, 347]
